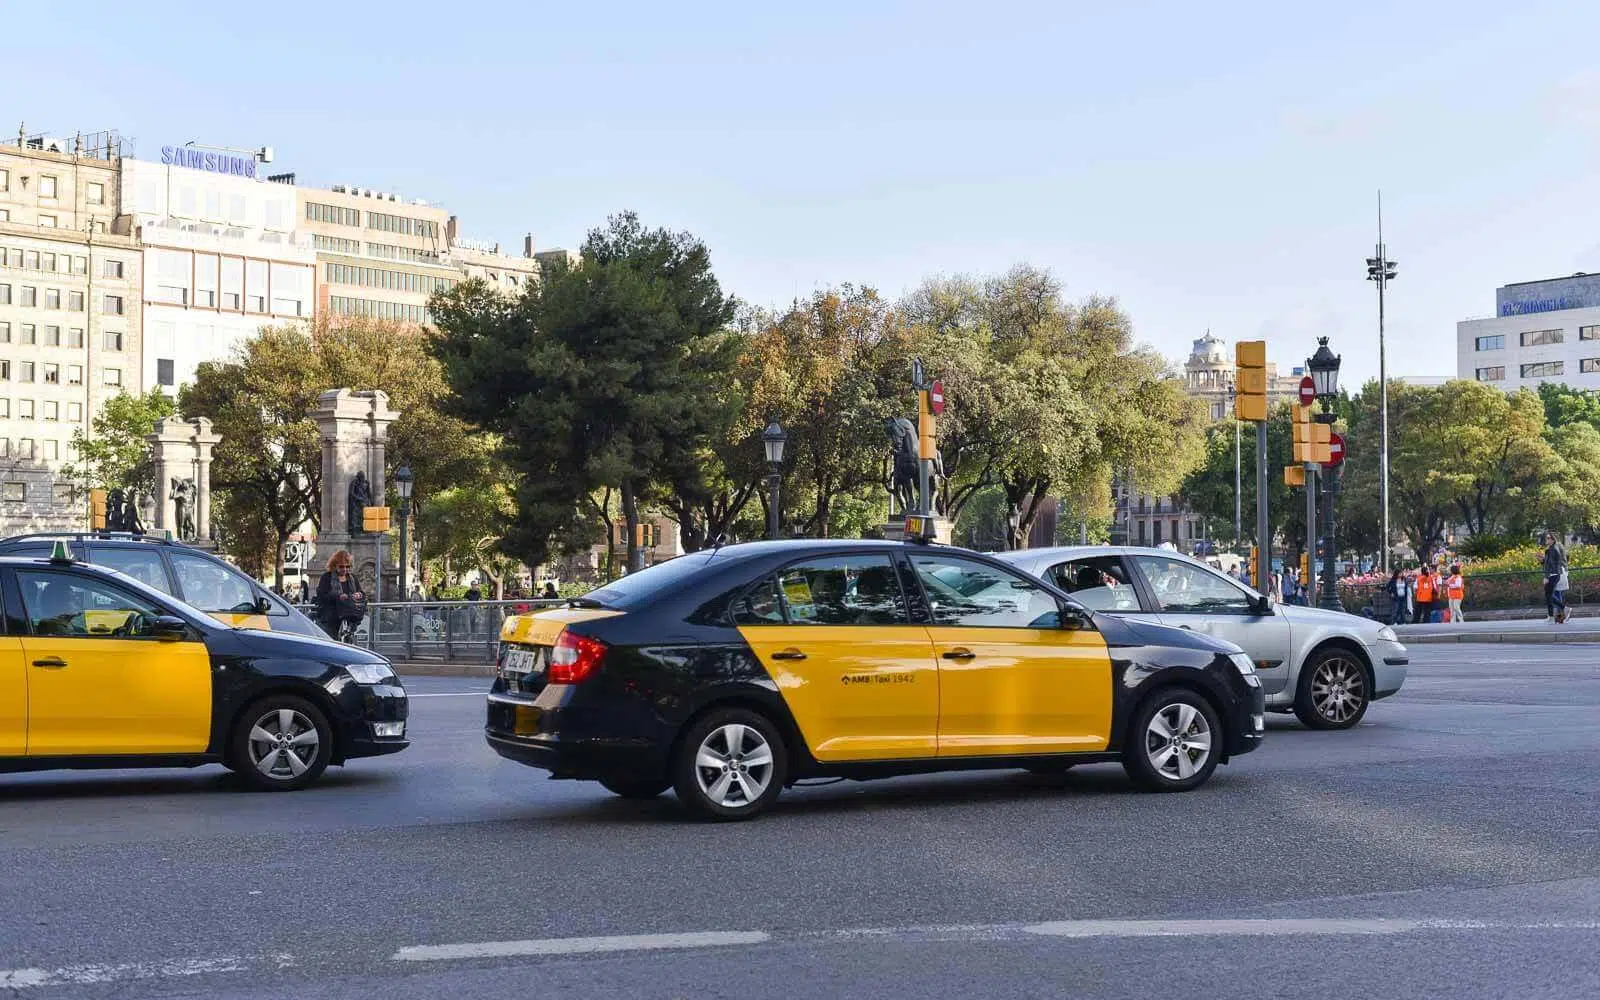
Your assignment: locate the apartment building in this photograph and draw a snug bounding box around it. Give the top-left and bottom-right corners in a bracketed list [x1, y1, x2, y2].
[447, 226, 541, 296]
[298, 185, 461, 324]
[1, 132, 141, 534]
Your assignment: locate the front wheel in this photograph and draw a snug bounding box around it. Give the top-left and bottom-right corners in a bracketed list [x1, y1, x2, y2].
[672, 708, 787, 821]
[229, 696, 333, 791]
[1294, 649, 1370, 730]
[1122, 688, 1221, 792]
[599, 776, 671, 800]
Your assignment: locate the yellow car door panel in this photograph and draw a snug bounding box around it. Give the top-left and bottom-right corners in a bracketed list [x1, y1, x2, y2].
[0, 637, 24, 756]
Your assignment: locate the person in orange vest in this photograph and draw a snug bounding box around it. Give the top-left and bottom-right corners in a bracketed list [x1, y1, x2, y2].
[1446, 564, 1465, 624]
[1413, 565, 1436, 624]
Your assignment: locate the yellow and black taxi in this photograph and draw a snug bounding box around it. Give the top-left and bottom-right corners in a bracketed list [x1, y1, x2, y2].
[0, 545, 408, 791]
[0, 533, 325, 637]
[486, 538, 1265, 820]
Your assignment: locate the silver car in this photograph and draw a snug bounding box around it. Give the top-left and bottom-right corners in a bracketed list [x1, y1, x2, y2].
[995, 546, 1408, 730]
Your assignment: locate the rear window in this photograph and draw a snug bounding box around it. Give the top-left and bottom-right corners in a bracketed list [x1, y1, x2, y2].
[584, 552, 719, 609]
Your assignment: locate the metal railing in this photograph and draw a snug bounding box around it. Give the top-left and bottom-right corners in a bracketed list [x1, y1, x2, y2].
[294, 599, 564, 663]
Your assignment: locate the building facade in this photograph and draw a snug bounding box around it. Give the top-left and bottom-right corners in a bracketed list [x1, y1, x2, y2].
[298, 185, 461, 325]
[1457, 273, 1600, 391]
[121, 157, 316, 393]
[1, 132, 142, 533]
[1182, 331, 1305, 420]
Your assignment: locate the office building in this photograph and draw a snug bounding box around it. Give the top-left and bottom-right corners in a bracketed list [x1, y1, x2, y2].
[1457, 273, 1600, 390]
[298, 185, 461, 324]
[1, 131, 141, 534]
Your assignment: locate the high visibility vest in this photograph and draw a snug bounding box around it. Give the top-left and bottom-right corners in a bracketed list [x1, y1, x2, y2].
[1447, 575, 1464, 600]
[1415, 575, 1435, 602]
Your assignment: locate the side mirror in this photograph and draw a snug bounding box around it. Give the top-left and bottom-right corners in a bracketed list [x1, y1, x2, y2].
[1059, 607, 1093, 631]
[1253, 594, 1272, 616]
[150, 615, 190, 640]
[255, 595, 273, 615]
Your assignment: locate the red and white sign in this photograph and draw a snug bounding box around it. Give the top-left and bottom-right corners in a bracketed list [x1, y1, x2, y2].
[1298, 375, 1316, 407]
[1327, 432, 1345, 467]
[928, 379, 946, 415]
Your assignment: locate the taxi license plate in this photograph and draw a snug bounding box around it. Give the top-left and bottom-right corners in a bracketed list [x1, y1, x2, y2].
[503, 647, 543, 677]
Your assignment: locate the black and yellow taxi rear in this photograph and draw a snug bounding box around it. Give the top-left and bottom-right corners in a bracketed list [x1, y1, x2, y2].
[0, 554, 408, 791]
[486, 540, 1265, 820]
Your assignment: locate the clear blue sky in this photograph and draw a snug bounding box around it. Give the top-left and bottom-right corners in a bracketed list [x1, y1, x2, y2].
[13, 0, 1600, 383]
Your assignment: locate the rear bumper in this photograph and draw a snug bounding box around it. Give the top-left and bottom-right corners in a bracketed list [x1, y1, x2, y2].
[485, 693, 666, 780]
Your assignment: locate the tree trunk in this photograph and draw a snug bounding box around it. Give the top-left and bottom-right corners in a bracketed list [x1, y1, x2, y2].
[621, 480, 642, 573]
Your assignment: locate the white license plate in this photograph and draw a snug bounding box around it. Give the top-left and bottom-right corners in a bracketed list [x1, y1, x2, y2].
[503, 647, 543, 676]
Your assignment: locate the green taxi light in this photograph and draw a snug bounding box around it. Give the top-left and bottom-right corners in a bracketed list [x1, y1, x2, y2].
[49, 540, 74, 564]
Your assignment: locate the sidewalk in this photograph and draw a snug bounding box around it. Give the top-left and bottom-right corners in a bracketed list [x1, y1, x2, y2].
[1394, 618, 1600, 645]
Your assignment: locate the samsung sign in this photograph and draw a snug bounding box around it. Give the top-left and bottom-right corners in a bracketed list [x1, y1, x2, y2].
[160, 145, 258, 178]
[1497, 273, 1600, 317]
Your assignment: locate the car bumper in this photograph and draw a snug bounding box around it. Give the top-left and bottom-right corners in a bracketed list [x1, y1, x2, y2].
[1370, 640, 1409, 700]
[334, 680, 411, 761]
[485, 693, 664, 780]
[1231, 684, 1266, 757]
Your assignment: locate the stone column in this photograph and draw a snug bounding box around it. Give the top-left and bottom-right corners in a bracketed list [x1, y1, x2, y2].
[146, 416, 198, 534]
[192, 417, 223, 543]
[310, 389, 398, 575]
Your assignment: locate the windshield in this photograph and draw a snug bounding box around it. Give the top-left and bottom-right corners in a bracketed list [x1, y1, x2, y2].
[583, 552, 719, 609]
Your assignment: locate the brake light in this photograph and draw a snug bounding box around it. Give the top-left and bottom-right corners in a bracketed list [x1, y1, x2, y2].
[549, 629, 607, 684]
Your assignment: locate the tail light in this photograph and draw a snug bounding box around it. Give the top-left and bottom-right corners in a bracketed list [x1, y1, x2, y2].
[549, 629, 607, 684]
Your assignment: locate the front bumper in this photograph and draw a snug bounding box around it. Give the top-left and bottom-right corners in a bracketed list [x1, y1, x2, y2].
[333, 680, 411, 761]
[1370, 640, 1409, 700]
[1231, 684, 1267, 757]
[485, 693, 664, 780]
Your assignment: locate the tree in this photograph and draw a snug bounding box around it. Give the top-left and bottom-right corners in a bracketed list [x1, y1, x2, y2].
[1178, 405, 1308, 558]
[1538, 382, 1600, 430]
[415, 482, 520, 599]
[63, 388, 177, 495]
[1428, 383, 1557, 539]
[431, 212, 738, 571]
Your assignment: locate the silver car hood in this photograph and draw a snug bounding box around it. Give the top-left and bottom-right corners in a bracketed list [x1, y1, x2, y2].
[1274, 601, 1386, 637]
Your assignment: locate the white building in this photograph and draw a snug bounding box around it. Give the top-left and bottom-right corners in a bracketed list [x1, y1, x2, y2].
[121, 156, 315, 393]
[1457, 273, 1600, 391]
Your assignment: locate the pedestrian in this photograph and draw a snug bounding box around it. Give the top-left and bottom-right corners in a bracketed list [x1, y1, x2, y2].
[1542, 532, 1569, 624]
[465, 583, 482, 602]
[541, 582, 558, 600]
[1386, 570, 1411, 626]
[314, 549, 368, 641]
[1413, 565, 1435, 624]
[1446, 564, 1466, 624]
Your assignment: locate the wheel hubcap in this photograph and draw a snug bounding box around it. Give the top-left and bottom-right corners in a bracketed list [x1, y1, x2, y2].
[1310, 658, 1367, 723]
[248, 708, 319, 780]
[1145, 703, 1212, 781]
[694, 723, 773, 808]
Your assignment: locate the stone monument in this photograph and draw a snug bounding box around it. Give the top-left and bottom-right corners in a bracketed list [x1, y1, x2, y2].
[146, 416, 223, 546]
[311, 390, 398, 588]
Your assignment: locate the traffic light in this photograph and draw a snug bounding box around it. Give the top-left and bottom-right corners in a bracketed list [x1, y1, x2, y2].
[1300, 551, 1310, 581]
[615, 523, 660, 548]
[1248, 545, 1258, 585]
[1284, 466, 1305, 487]
[88, 489, 108, 531]
[1311, 421, 1332, 465]
[1291, 404, 1313, 463]
[1234, 341, 1268, 422]
[362, 506, 392, 532]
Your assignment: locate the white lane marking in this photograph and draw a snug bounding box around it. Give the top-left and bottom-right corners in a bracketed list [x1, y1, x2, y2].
[393, 930, 772, 962]
[405, 692, 485, 698]
[1023, 918, 1468, 938]
[0, 956, 245, 989]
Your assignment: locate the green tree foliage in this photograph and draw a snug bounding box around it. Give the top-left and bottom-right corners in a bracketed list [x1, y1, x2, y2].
[63, 388, 177, 495]
[1537, 382, 1600, 429]
[430, 212, 737, 571]
[1178, 405, 1307, 557]
[414, 482, 520, 598]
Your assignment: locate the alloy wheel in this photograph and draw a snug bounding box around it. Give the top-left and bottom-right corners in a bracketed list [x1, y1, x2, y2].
[1310, 656, 1367, 724]
[693, 722, 774, 809]
[248, 708, 320, 781]
[1144, 702, 1213, 781]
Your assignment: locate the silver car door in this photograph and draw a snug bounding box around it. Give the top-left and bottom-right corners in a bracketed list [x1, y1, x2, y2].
[1128, 554, 1294, 695]
[1042, 555, 1159, 622]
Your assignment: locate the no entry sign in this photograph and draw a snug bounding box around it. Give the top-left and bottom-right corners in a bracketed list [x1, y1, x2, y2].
[1327, 432, 1345, 467]
[1298, 375, 1316, 407]
[929, 379, 946, 415]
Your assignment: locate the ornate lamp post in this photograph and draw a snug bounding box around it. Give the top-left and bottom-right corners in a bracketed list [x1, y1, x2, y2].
[393, 464, 414, 598]
[761, 421, 787, 540]
[1307, 338, 1344, 611]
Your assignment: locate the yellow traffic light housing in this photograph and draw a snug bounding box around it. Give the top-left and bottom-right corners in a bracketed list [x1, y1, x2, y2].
[1284, 466, 1305, 487]
[362, 506, 392, 533]
[1234, 340, 1269, 422]
[88, 488, 108, 531]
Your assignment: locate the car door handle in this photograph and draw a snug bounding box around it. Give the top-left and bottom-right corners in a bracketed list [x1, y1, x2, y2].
[32, 657, 68, 669]
[770, 648, 807, 661]
[942, 648, 976, 661]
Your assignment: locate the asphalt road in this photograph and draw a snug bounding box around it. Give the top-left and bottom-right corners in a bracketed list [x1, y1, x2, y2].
[1, 646, 1596, 999]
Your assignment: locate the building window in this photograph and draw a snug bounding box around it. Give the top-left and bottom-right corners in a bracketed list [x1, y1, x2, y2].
[72, 255, 86, 275]
[0, 285, 9, 305]
[68, 290, 83, 311]
[24, 250, 39, 270]
[68, 327, 83, 348]
[1582, 359, 1600, 374]
[102, 259, 124, 279]
[1520, 328, 1563, 347]
[19, 361, 33, 382]
[103, 368, 122, 387]
[313, 234, 361, 254]
[305, 203, 361, 227]
[53, 484, 75, 506]
[86, 182, 104, 205]
[20, 286, 36, 306]
[67, 401, 81, 421]
[103, 294, 124, 315]
[37, 214, 57, 228]
[43, 364, 59, 384]
[157, 359, 175, 386]
[1581, 326, 1600, 341]
[1521, 361, 1564, 378]
[43, 253, 55, 271]
[44, 325, 59, 346]
[43, 288, 60, 310]
[0, 322, 8, 343]
[0, 399, 7, 416]
[39, 175, 57, 198]
[67, 364, 82, 385]
[43, 400, 58, 420]
[155, 284, 189, 305]
[0, 360, 7, 380]
[19, 439, 34, 460]
[0, 168, 7, 191]
[2, 483, 23, 503]
[103, 330, 123, 351]
[21, 324, 35, 345]
[19, 400, 34, 419]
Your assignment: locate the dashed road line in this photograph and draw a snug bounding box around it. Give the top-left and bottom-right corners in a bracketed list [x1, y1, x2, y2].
[0, 956, 251, 990]
[393, 930, 772, 962]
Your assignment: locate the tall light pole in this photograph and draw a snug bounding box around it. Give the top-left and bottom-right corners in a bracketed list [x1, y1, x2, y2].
[1366, 193, 1397, 573]
[1307, 338, 1344, 611]
[761, 420, 787, 540]
[393, 464, 414, 597]
[1229, 378, 1242, 545]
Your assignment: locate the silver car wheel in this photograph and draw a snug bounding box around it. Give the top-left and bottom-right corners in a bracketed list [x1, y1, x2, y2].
[1145, 702, 1213, 781]
[1310, 655, 1367, 724]
[247, 708, 320, 781]
[693, 722, 774, 809]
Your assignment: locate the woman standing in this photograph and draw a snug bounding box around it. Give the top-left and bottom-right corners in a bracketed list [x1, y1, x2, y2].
[315, 549, 367, 641]
[1445, 564, 1466, 624]
[1386, 570, 1411, 626]
[1413, 565, 1436, 624]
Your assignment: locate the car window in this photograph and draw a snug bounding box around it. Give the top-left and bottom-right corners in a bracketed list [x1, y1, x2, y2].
[170, 550, 260, 613]
[1048, 556, 1141, 612]
[1132, 555, 1255, 614]
[91, 546, 175, 595]
[17, 570, 164, 638]
[912, 555, 1061, 628]
[772, 554, 908, 626]
[584, 551, 717, 609]
[732, 577, 785, 625]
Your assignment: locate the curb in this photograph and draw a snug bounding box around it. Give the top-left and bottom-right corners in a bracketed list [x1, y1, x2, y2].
[1400, 631, 1600, 645]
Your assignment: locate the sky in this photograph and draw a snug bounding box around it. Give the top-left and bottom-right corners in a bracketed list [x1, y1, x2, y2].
[11, 0, 1600, 384]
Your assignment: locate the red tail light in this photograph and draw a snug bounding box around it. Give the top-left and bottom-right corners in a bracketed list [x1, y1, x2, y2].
[549, 629, 607, 684]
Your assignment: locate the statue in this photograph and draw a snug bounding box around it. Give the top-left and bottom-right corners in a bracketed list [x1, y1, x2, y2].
[347, 471, 372, 535]
[121, 490, 145, 534]
[106, 488, 128, 531]
[885, 417, 920, 514]
[170, 478, 196, 541]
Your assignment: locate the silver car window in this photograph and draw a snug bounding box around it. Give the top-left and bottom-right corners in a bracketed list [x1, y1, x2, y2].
[1131, 555, 1255, 615]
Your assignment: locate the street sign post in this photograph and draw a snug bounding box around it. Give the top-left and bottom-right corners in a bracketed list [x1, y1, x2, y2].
[1298, 375, 1316, 407]
[1327, 432, 1345, 467]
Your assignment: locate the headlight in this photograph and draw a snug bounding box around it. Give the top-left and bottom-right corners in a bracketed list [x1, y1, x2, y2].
[1229, 652, 1256, 676]
[1376, 626, 1398, 643]
[343, 662, 397, 685]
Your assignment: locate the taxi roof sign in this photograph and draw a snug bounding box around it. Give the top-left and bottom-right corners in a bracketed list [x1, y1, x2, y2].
[49, 540, 74, 564]
[904, 513, 942, 543]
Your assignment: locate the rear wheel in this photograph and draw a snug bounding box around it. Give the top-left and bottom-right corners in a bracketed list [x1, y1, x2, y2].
[599, 776, 671, 800]
[672, 708, 787, 821]
[1121, 688, 1221, 792]
[1293, 648, 1370, 730]
[229, 695, 333, 791]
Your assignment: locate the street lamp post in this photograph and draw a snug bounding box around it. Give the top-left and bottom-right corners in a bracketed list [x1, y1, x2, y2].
[1229, 379, 1242, 546]
[761, 421, 787, 540]
[393, 464, 414, 596]
[1366, 194, 1397, 574]
[1307, 338, 1344, 612]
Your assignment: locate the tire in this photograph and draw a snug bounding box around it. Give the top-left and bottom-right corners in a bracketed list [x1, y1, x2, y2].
[1121, 687, 1222, 792]
[671, 708, 787, 821]
[229, 695, 333, 791]
[599, 776, 672, 800]
[1293, 647, 1371, 730]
